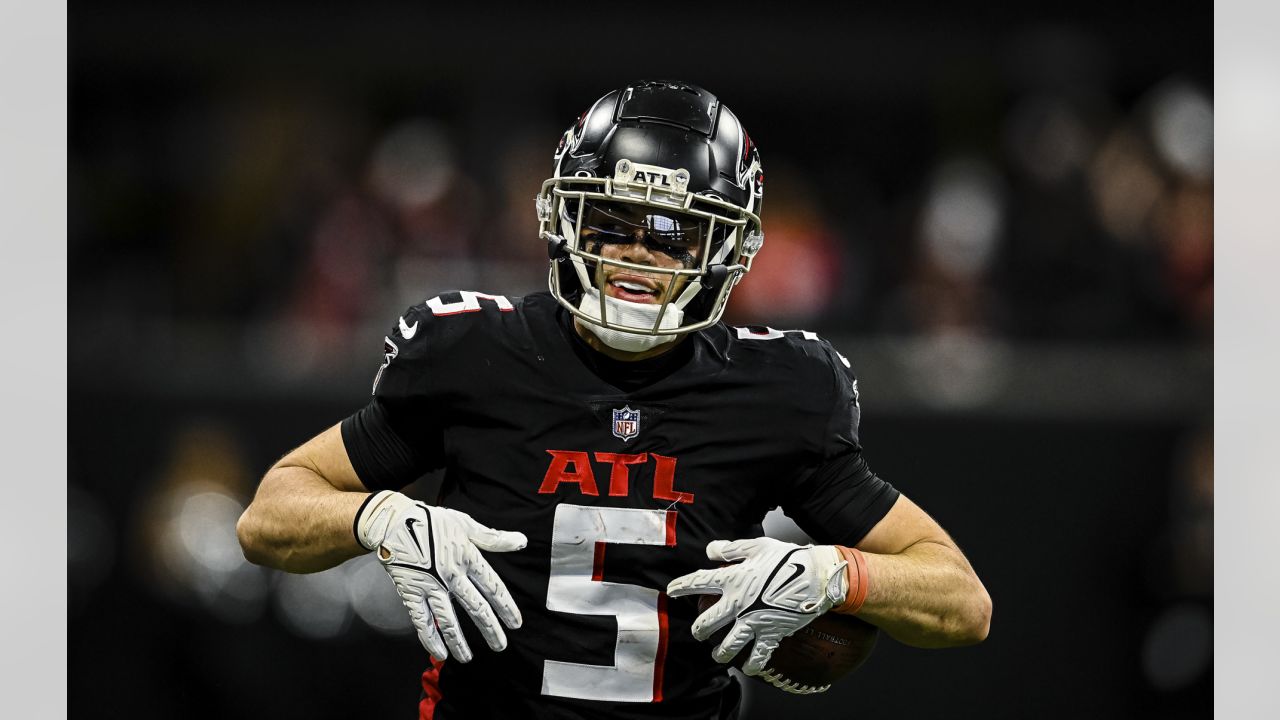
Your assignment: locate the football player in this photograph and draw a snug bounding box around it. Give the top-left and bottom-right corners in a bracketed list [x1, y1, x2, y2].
[237, 80, 991, 720]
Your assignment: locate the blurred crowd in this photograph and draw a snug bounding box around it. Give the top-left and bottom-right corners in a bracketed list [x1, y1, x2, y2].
[70, 69, 1211, 386]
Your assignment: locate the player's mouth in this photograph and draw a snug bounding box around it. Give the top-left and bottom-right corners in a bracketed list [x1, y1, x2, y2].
[605, 274, 665, 303]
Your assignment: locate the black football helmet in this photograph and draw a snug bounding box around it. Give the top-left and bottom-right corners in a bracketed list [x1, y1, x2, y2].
[536, 80, 764, 338]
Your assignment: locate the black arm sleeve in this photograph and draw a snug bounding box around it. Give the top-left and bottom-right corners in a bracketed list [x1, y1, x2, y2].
[340, 302, 450, 491]
[778, 339, 898, 545]
[781, 448, 900, 546]
[341, 398, 441, 492]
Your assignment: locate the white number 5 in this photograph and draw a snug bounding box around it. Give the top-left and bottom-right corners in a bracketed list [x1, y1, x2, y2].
[542, 504, 676, 703]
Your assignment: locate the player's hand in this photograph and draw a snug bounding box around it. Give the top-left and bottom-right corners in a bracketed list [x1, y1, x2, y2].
[355, 490, 527, 663]
[667, 538, 849, 676]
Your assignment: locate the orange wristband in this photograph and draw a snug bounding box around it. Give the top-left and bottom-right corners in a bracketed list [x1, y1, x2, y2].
[834, 545, 869, 614]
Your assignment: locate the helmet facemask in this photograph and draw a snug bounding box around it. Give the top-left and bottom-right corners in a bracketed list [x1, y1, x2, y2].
[538, 158, 764, 346]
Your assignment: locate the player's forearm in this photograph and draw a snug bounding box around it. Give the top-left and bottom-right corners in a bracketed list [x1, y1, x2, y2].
[845, 540, 991, 648]
[237, 465, 371, 573]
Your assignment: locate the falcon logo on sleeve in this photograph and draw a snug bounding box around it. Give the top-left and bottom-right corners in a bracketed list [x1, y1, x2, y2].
[372, 337, 399, 395]
[399, 316, 420, 339]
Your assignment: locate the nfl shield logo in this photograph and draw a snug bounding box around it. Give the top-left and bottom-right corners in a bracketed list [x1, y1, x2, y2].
[612, 406, 640, 442]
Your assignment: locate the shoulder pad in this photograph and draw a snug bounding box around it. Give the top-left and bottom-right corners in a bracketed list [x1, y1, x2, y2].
[392, 290, 519, 350]
[423, 290, 516, 316]
[730, 324, 858, 394]
[371, 290, 522, 397]
[731, 325, 841, 366]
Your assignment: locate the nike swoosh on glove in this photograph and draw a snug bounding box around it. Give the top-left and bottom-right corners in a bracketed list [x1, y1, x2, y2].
[355, 490, 527, 662]
[667, 537, 849, 677]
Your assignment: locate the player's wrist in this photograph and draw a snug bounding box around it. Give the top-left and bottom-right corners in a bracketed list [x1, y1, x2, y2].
[832, 545, 869, 615]
[807, 545, 847, 610]
[353, 489, 405, 551]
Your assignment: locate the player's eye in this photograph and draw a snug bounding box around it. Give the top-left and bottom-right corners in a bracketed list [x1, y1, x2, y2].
[582, 201, 708, 264]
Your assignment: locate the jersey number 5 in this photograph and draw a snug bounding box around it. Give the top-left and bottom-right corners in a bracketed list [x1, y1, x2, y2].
[542, 504, 676, 703]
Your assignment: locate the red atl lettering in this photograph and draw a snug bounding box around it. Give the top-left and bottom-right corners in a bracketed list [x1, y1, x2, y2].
[537, 451, 695, 504]
[539, 450, 598, 496]
[593, 453, 647, 497]
[652, 453, 694, 504]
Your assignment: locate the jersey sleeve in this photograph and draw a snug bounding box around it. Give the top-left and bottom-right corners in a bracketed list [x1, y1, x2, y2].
[778, 342, 900, 546]
[340, 302, 447, 491]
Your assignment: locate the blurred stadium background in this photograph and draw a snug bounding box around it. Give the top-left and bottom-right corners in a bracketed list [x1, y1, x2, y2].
[69, 3, 1211, 718]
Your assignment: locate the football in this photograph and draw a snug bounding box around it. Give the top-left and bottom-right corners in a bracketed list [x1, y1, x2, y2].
[697, 595, 880, 694]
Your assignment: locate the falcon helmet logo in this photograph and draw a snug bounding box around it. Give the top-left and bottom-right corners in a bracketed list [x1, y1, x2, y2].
[612, 406, 640, 442]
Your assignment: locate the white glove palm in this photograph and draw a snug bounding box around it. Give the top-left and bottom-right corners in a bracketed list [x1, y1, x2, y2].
[356, 491, 526, 663]
[667, 537, 849, 676]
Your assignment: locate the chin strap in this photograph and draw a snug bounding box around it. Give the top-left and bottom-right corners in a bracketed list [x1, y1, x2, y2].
[547, 235, 569, 260]
[576, 289, 684, 353]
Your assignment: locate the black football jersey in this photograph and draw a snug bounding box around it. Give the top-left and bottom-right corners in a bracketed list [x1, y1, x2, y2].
[341, 290, 899, 720]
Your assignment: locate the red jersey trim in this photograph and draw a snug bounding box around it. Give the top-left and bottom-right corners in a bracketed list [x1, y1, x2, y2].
[419, 657, 445, 720]
[653, 593, 669, 703]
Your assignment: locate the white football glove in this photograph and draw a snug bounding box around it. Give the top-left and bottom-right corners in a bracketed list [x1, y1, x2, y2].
[356, 491, 527, 663]
[667, 537, 849, 677]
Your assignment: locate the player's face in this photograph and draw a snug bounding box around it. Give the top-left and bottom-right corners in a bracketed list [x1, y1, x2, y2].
[580, 201, 706, 305]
